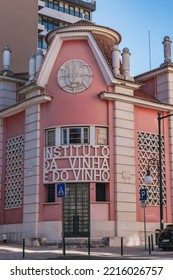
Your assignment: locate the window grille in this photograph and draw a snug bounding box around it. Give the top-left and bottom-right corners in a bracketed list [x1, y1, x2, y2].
[5, 135, 24, 209]
[138, 131, 166, 206]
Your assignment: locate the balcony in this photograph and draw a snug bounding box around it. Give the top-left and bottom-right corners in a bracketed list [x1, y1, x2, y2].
[38, 0, 45, 8]
[38, 23, 45, 32]
[66, 0, 96, 11]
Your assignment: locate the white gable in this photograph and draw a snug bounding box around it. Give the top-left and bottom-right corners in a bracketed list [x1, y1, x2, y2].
[37, 31, 115, 88]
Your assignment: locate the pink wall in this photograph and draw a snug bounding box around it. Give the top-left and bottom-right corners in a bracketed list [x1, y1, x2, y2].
[135, 107, 172, 223]
[140, 77, 156, 99]
[4, 111, 25, 138]
[39, 39, 115, 222]
[44, 40, 108, 127]
[0, 112, 25, 224]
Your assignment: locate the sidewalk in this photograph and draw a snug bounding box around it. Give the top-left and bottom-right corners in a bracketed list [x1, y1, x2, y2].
[0, 242, 173, 259]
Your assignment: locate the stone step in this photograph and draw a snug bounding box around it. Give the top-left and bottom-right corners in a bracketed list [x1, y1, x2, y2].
[45, 237, 109, 248]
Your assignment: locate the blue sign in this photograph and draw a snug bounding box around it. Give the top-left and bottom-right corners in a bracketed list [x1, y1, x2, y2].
[56, 183, 66, 198]
[140, 188, 147, 201]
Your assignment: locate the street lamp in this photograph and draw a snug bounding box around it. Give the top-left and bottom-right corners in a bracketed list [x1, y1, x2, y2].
[144, 112, 173, 231]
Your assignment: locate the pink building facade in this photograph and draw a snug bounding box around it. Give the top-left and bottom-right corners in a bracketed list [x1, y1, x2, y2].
[0, 21, 173, 246]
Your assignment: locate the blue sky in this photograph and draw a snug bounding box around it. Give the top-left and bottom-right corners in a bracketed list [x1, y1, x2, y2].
[93, 0, 173, 76]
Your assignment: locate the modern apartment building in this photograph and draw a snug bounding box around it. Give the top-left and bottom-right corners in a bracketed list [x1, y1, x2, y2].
[38, 0, 96, 49]
[0, 0, 38, 73]
[0, 0, 96, 73]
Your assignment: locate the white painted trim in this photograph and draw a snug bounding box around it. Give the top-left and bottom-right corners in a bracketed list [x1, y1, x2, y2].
[0, 95, 52, 118]
[37, 35, 63, 87]
[100, 92, 173, 111]
[87, 33, 114, 85]
[56, 127, 61, 146]
[90, 126, 95, 145]
[135, 65, 173, 82]
[37, 31, 115, 87]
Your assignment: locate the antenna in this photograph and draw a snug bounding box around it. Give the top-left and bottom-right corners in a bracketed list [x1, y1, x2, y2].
[148, 30, 151, 70]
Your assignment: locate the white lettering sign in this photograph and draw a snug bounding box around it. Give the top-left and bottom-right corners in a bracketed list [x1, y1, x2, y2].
[44, 145, 110, 183]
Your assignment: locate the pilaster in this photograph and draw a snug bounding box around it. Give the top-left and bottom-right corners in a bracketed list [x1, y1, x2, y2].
[114, 101, 136, 237]
[23, 104, 40, 239]
[169, 117, 173, 221]
[157, 71, 173, 104]
[0, 79, 16, 110]
[0, 118, 3, 212]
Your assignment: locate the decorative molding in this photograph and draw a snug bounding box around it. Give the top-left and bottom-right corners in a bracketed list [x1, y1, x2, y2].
[0, 95, 52, 118]
[138, 131, 166, 206]
[57, 59, 93, 93]
[5, 135, 24, 209]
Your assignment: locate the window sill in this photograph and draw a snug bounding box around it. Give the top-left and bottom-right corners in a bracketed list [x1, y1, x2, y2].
[43, 202, 61, 205]
[91, 201, 110, 204]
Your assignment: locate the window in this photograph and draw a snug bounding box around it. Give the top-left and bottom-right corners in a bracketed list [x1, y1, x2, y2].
[96, 183, 106, 201]
[46, 129, 56, 146]
[48, 19, 54, 31]
[42, 16, 48, 30]
[59, 21, 65, 27]
[69, 6, 75, 16]
[54, 20, 60, 28]
[47, 184, 55, 202]
[64, 3, 69, 14]
[80, 8, 84, 18]
[62, 127, 89, 145]
[38, 36, 47, 49]
[54, 0, 59, 10]
[41, 1, 88, 19]
[96, 127, 108, 145]
[49, 0, 53, 9]
[44, 0, 49, 7]
[75, 7, 79, 17]
[84, 11, 90, 20]
[59, 2, 64, 12]
[38, 15, 42, 25]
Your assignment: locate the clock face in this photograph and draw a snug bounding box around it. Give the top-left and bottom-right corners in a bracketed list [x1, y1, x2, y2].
[57, 59, 93, 93]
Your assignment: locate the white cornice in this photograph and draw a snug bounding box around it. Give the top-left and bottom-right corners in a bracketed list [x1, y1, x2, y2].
[46, 25, 121, 44]
[0, 75, 26, 84]
[37, 31, 140, 89]
[99, 92, 173, 111]
[37, 31, 116, 86]
[0, 95, 52, 118]
[135, 65, 173, 82]
[37, 34, 63, 87]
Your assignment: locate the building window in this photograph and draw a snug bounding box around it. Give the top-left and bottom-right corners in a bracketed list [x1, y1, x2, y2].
[84, 11, 90, 20]
[49, 0, 53, 9]
[62, 127, 89, 145]
[41, 1, 90, 20]
[96, 127, 108, 145]
[47, 184, 55, 202]
[64, 3, 69, 14]
[69, 6, 75, 15]
[75, 7, 80, 17]
[54, 0, 59, 10]
[48, 18, 54, 31]
[46, 129, 56, 146]
[80, 8, 84, 18]
[59, 1, 64, 12]
[96, 183, 106, 201]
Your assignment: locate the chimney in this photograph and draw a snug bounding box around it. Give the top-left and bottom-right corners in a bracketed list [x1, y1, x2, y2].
[112, 44, 120, 76]
[122, 47, 132, 80]
[162, 36, 172, 65]
[0, 45, 13, 76]
[35, 49, 43, 73]
[28, 52, 36, 82]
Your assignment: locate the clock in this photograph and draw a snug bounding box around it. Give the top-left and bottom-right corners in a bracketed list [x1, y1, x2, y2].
[57, 59, 93, 93]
